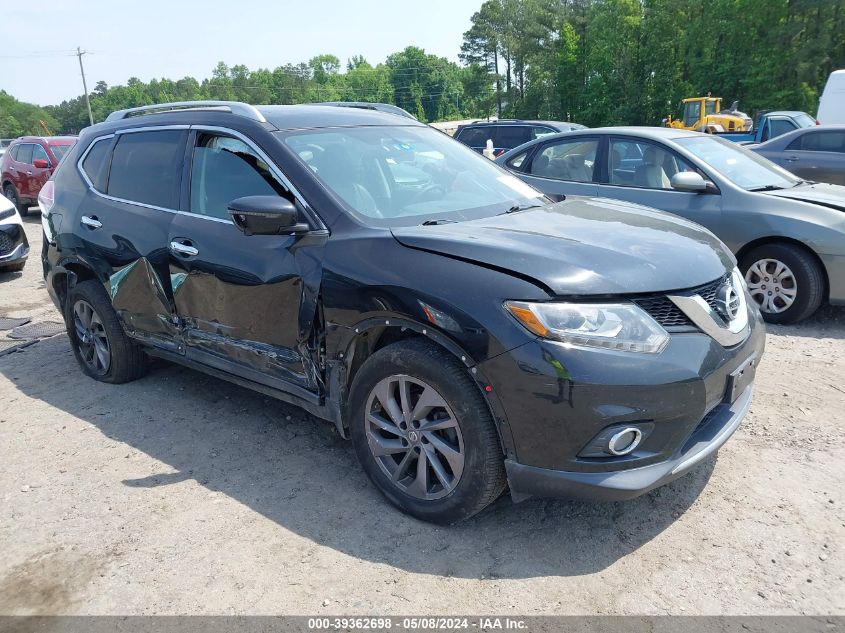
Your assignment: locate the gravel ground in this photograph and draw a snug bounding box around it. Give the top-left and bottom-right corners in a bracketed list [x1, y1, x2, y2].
[1, 215, 843, 616]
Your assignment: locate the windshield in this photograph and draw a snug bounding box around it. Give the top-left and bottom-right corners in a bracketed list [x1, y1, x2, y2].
[674, 136, 800, 190]
[794, 113, 816, 128]
[279, 126, 546, 226]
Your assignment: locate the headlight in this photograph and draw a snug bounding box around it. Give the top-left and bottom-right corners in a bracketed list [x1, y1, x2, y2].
[504, 301, 669, 354]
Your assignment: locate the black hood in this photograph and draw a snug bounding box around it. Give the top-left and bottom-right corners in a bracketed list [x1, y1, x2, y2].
[391, 197, 735, 296]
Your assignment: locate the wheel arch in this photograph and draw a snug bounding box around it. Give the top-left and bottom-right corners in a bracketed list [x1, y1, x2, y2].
[332, 317, 516, 457]
[736, 236, 830, 301]
[51, 258, 101, 312]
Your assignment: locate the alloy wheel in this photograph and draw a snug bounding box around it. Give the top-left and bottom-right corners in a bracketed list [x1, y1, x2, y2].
[72, 299, 111, 375]
[744, 258, 797, 314]
[364, 374, 465, 501]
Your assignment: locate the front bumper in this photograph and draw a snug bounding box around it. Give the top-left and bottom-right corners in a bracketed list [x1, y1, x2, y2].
[477, 305, 766, 501]
[0, 224, 29, 267]
[505, 384, 752, 501]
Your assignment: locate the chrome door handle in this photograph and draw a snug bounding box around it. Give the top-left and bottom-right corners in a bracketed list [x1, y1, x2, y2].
[80, 215, 102, 229]
[786, 156, 799, 162]
[170, 241, 199, 257]
[26, 171, 33, 175]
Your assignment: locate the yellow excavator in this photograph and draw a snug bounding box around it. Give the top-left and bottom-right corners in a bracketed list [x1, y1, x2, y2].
[664, 95, 753, 133]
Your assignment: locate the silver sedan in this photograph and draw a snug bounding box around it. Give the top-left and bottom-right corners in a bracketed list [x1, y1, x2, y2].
[496, 127, 845, 324]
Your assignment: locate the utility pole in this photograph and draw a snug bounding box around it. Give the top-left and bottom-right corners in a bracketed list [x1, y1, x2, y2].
[76, 47, 94, 126]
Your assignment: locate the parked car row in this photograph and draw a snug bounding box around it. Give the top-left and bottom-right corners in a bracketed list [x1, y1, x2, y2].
[494, 126, 845, 324]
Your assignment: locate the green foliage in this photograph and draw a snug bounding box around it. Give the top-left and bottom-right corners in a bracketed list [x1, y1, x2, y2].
[0, 91, 59, 138]
[4, 0, 843, 136]
[461, 0, 845, 125]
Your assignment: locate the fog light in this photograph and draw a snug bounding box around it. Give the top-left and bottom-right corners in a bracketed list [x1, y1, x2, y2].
[607, 427, 643, 456]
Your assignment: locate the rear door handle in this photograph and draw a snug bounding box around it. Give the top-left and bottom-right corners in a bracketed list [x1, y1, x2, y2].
[80, 215, 102, 229]
[786, 156, 800, 162]
[169, 240, 199, 257]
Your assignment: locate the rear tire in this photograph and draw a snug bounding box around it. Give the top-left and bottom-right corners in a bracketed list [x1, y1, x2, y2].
[66, 279, 148, 383]
[740, 243, 824, 324]
[3, 184, 27, 216]
[349, 338, 506, 524]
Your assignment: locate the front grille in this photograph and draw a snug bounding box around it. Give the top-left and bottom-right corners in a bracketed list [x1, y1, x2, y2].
[635, 274, 730, 329]
[634, 296, 691, 327]
[0, 232, 13, 257]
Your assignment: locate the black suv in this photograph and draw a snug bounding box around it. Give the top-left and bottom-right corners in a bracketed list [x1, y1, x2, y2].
[454, 119, 586, 156]
[41, 101, 764, 523]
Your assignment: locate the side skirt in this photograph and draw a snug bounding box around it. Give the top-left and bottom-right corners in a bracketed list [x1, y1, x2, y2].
[144, 347, 340, 428]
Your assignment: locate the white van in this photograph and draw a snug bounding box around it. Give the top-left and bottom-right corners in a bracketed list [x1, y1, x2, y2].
[818, 70, 845, 124]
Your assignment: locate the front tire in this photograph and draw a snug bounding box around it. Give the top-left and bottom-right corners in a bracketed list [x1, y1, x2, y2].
[740, 243, 824, 324]
[349, 339, 506, 524]
[66, 279, 148, 383]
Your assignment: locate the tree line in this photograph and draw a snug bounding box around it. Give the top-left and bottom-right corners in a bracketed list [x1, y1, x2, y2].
[1, 0, 843, 137]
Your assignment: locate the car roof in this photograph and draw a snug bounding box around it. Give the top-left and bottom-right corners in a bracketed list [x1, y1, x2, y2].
[495, 126, 712, 161]
[15, 136, 77, 144]
[96, 102, 426, 134]
[313, 102, 418, 120]
[765, 111, 813, 117]
[258, 104, 426, 130]
[462, 119, 580, 128]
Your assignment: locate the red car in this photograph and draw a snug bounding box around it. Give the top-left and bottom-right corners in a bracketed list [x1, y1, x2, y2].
[1, 136, 76, 215]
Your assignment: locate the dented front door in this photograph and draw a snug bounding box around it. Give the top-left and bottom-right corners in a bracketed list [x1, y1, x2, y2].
[168, 213, 318, 392]
[168, 130, 321, 394]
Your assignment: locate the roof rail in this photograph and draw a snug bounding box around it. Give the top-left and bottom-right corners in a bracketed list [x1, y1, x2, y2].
[105, 101, 267, 123]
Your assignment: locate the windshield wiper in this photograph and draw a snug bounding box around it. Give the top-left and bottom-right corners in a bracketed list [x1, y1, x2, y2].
[499, 203, 546, 215]
[749, 185, 786, 192]
[420, 218, 457, 226]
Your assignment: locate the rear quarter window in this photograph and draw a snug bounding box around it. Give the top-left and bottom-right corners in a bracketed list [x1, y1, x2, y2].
[107, 130, 185, 208]
[81, 138, 113, 192]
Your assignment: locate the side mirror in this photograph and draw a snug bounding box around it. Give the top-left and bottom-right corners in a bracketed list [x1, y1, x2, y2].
[33, 159, 49, 169]
[670, 171, 707, 192]
[227, 196, 308, 236]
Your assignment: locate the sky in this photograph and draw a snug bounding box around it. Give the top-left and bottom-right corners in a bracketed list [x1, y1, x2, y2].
[1, 0, 481, 106]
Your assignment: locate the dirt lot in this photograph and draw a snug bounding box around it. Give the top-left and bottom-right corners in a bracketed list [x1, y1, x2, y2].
[1, 215, 843, 616]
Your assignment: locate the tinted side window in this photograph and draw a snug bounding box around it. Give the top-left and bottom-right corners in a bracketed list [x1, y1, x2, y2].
[529, 138, 598, 182]
[791, 131, 845, 153]
[456, 127, 492, 147]
[107, 130, 184, 208]
[82, 138, 112, 192]
[494, 126, 531, 150]
[190, 134, 289, 220]
[9, 145, 20, 161]
[16, 144, 33, 165]
[769, 119, 797, 139]
[32, 144, 49, 164]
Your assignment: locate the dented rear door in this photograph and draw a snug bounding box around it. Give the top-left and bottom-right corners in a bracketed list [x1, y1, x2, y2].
[78, 128, 186, 349]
